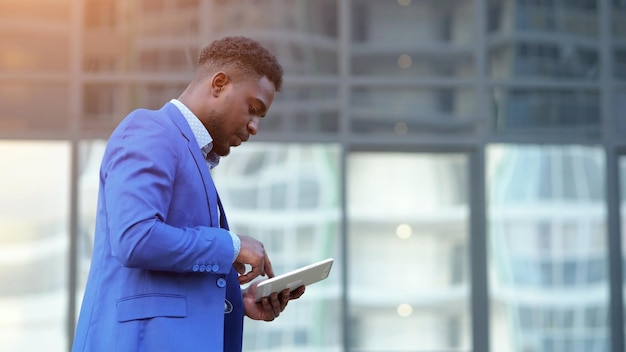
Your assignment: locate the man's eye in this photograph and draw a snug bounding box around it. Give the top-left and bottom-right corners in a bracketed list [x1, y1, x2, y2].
[249, 106, 256, 114]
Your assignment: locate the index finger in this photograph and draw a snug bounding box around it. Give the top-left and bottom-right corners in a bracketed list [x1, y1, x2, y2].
[263, 251, 275, 278]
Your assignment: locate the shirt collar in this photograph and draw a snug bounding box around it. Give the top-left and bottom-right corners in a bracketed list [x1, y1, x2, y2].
[170, 99, 220, 168]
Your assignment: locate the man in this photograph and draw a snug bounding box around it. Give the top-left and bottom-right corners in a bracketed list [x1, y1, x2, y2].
[72, 36, 305, 352]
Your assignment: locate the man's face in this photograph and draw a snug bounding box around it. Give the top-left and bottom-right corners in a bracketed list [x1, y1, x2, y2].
[206, 76, 276, 157]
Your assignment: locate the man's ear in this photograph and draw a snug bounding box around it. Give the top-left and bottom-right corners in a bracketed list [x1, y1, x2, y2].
[211, 72, 229, 97]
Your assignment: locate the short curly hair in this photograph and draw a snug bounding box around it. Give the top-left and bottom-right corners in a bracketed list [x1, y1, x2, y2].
[197, 36, 283, 92]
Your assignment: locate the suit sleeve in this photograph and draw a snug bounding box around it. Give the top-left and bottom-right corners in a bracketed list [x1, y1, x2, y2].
[101, 111, 234, 274]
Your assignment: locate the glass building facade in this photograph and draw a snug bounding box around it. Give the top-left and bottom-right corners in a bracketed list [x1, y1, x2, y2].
[1, 0, 625, 351]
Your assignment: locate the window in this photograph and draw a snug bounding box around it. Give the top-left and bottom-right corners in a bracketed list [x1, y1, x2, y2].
[488, 144, 609, 352]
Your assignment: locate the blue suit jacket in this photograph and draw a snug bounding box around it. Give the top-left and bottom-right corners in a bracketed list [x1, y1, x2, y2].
[73, 103, 244, 351]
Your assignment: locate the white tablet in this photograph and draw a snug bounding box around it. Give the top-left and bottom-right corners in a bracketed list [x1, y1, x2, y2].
[255, 258, 334, 302]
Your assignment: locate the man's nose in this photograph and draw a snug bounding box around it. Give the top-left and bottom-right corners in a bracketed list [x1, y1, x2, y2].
[247, 118, 259, 135]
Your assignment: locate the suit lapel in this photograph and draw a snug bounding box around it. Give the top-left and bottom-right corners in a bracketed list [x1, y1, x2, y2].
[161, 102, 219, 227]
[217, 194, 229, 230]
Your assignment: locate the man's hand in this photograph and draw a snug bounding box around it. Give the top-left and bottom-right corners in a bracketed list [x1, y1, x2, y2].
[234, 235, 275, 284]
[242, 280, 306, 321]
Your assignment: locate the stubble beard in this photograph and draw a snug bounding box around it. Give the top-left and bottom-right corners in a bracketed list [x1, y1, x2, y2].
[205, 116, 230, 157]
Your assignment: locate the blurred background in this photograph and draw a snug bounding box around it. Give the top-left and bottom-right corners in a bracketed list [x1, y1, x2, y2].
[1, 0, 625, 351]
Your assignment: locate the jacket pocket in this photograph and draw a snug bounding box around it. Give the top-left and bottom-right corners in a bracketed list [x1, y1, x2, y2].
[116, 294, 187, 322]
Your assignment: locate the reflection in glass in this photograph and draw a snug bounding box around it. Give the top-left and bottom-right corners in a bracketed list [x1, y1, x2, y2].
[613, 0, 626, 39]
[207, 0, 338, 76]
[487, 144, 608, 352]
[0, 0, 70, 73]
[82, 83, 187, 133]
[347, 152, 470, 351]
[212, 143, 341, 351]
[489, 41, 599, 80]
[488, 0, 597, 37]
[491, 88, 600, 132]
[615, 47, 626, 81]
[0, 82, 70, 132]
[351, 87, 476, 135]
[0, 0, 70, 23]
[270, 85, 340, 133]
[1, 33, 70, 73]
[0, 141, 70, 352]
[488, 0, 599, 80]
[351, 0, 475, 77]
[617, 89, 626, 133]
[612, 1, 626, 79]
